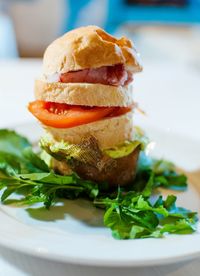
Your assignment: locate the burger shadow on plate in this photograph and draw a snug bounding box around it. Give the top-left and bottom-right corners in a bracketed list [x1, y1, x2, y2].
[25, 198, 105, 227]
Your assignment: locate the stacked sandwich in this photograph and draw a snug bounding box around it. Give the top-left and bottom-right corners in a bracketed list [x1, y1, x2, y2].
[28, 26, 144, 187]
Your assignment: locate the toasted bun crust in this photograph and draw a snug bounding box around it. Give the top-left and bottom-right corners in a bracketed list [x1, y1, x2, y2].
[35, 79, 134, 107]
[43, 112, 134, 150]
[43, 25, 142, 76]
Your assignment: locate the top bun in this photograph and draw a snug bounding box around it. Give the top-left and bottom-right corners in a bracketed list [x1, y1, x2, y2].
[43, 25, 143, 76]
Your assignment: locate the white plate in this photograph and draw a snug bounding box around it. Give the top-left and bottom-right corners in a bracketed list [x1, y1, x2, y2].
[0, 122, 200, 267]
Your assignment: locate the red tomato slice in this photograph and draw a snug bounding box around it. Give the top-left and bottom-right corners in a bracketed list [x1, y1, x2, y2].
[108, 106, 133, 117]
[28, 101, 117, 128]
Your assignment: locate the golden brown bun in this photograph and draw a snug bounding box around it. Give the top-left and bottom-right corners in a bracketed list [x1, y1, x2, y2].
[43, 25, 142, 76]
[43, 112, 134, 150]
[35, 79, 134, 107]
[53, 147, 140, 187]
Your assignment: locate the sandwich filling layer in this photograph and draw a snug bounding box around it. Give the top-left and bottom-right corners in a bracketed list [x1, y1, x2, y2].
[28, 100, 133, 128]
[39, 127, 147, 185]
[59, 64, 133, 86]
[40, 126, 147, 161]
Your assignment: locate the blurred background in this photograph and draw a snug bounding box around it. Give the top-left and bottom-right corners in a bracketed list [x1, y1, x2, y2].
[0, 0, 200, 61]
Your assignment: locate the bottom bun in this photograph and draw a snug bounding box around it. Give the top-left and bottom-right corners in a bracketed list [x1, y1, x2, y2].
[52, 146, 140, 187]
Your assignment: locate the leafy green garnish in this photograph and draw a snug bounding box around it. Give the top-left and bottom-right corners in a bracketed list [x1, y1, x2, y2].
[0, 129, 31, 157]
[104, 140, 142, 159]
[95, 191, 197, 239]
[0, 129, 198, 239]
[0, 172, 98, 208]
[40, 127, 148, 161]
[133, 153, 188, 193]
[0, 130, 98, 208]
[104, 127, 149, 158]
[0, 129, 49, 174]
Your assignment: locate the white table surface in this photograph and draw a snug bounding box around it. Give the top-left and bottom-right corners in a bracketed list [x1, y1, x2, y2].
[0, 58, 200, 276]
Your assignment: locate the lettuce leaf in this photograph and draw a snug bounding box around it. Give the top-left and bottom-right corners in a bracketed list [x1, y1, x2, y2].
[40, 127, 148, 161]
[104, 140, 141, 158]
[0, 129, 198, 240]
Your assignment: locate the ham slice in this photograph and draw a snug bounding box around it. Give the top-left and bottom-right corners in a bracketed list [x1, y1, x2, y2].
[60, 64, 133, 86]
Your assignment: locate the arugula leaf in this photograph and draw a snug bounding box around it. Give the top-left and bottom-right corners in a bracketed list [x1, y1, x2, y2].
[160, 219, 196, 235]
[0, 130, 49, 174]
[22, 147, 49, 172]
[99, 191, 198, 239]
[0, 171, 99, 208]
[1, 186, 19, 202]
[0, 129, 198, 240]
[0, 151, 21, 175]
[0, 129, 31, 158]
[132, 153, 188, 194]
[0, 130, 98, 207]
[152, 159, 187, 190]
[19, 172, 76, 184]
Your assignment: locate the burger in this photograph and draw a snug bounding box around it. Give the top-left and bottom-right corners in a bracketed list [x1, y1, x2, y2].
[28, 25, 145, 187]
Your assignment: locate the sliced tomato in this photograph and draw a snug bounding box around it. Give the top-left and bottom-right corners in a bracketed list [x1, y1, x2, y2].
[28, 101, 118, 128]
[108, 106, 133, 117]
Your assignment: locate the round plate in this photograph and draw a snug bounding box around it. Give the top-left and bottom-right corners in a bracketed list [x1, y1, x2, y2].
[0, 122, 199, 267]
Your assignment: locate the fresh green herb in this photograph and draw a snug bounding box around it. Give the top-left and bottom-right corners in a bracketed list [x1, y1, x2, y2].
[132, 152, 188, 194]
[0, 129, 198, 239]
[94, 191, 197, 239]
[0, 130, 98, 208]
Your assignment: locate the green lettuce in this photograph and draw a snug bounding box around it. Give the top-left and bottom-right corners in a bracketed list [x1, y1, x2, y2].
[0, 129, 198, 239]
[103, 127, 149, 158]
[104, 140, 141, 158]
[40, 127, 148, 161]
